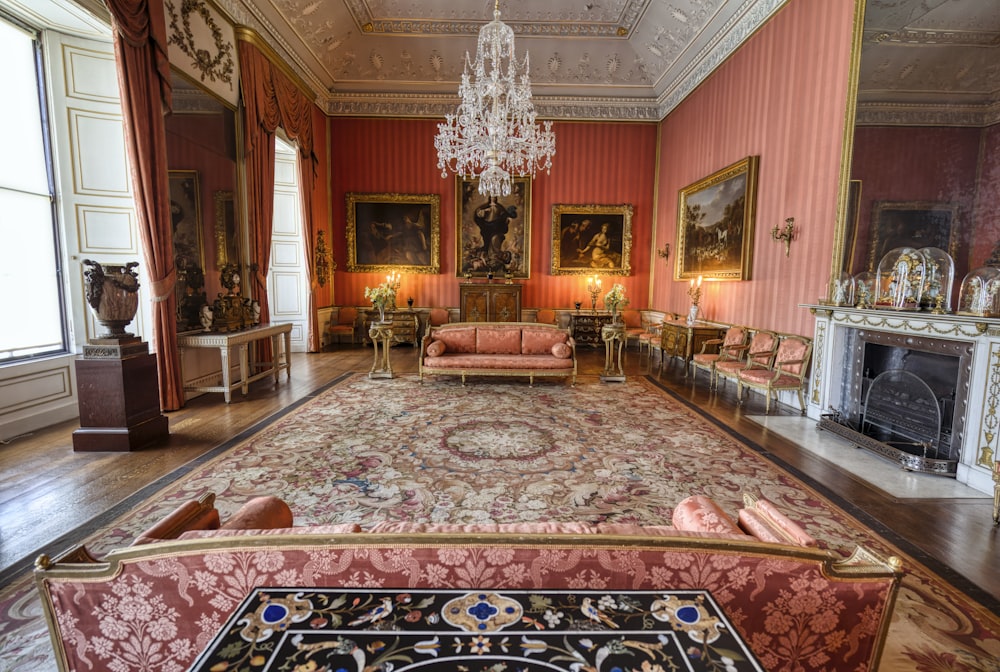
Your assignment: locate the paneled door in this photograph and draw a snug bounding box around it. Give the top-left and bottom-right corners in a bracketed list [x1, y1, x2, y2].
[268, 136, 309, 351]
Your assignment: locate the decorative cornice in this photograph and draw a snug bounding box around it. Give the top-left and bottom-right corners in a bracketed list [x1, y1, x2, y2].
[855, 100, 1000, 128]
[324, 92, 663, 122]
[656, 0, 788, 119]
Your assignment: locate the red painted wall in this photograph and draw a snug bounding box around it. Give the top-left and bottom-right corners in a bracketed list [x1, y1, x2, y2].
[653, 0, 856, 336]
[328, 118, 657, 311]
[971, 124, 1000, 267]
[850, 126, 981, 282]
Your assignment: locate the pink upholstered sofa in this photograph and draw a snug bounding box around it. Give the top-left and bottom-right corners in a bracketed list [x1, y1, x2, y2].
[34, 492, 901, 672]
[419, 322, 577, 385]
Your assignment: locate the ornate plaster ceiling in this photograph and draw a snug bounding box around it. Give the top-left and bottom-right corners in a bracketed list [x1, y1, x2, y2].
[223, 0, 790, 120]
[6, 0, 998, 125]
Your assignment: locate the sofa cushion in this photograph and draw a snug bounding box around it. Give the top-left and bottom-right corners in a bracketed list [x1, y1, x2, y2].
[739, 497, 817, 547]
[131, 496, 220, 545]
[551, 341, 572, 358]
[220, 495, 294, 530]
[434, 326, 477, 353]
[477, 326, 522, 354]
[671, 495, 742, 535]
[426, 340, 446, 357]
[422, 354, 574, 370]
[521, 327, 568, 355]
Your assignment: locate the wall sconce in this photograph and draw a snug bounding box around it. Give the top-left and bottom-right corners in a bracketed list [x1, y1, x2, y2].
[314, 230, 331, 287]
[772, 217, 797, 256]
[586, 275, 602, 313]
[657, 243, 670, 265]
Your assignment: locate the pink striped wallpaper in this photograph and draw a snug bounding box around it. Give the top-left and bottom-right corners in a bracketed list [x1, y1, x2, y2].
[328, 118, 657, 311]
[653, 0, 856, 336]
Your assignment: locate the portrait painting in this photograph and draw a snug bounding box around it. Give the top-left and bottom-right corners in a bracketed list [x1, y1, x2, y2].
[551, 204, 633, 276]
[676, 156, 759, 281]
[867, 201, 957, 271]
[456, 177, 531, 278]
[346, 193, 441, 274]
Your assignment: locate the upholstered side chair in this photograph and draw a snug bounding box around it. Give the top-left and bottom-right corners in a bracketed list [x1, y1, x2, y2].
[713, 329, 779, 390]
[621, 309, 645, 349]
[328, 306, 358, 345]
[535, 308, 557, 325]
[428, 307, 450, 327]
[737, 334, 813, 414]
[689, 325, 748, 387]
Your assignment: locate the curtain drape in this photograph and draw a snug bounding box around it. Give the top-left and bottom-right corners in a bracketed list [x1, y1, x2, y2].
[238, 40, 319, 353]
[105, 0, 184, 410]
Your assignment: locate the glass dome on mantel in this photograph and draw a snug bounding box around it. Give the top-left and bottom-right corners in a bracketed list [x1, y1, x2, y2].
[957, 266, 1000, 317]
[830, 272, 855, 306]
[853, 271, 877, 308]
[917, 247, 955, 312]
[874, 247, 925, 311]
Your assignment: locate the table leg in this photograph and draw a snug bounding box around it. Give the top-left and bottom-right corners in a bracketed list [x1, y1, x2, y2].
[219, 346, 232, 403]
[239, 344, 250, 396]
[283, 331, 291, 380]
[271, 334, 280, 385]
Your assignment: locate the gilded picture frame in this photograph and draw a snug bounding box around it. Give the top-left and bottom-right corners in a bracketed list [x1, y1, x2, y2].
[867, 201, 957, 271]
[675, 156, 759, 281]
[346, 193, 441, 274]
[213, 190, 238, 269]
[456, 176, 531, 278]
[169, 170, 205, 275]
[551, 204, 633, 276]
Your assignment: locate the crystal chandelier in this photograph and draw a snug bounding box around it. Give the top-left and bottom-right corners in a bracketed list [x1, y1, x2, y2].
[435, 0, 555, 198]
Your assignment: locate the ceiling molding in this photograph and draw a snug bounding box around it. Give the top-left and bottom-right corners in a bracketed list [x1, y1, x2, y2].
[855, 100, 1000, 128]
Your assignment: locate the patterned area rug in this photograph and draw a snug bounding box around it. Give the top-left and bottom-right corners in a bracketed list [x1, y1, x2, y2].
[1, 374, 998, 671]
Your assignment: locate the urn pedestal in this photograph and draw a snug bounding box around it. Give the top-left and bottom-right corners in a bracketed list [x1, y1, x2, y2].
[73, 337, 169, 452]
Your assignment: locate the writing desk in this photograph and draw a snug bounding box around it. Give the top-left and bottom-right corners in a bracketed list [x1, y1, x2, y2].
[177, 323, 291, 403]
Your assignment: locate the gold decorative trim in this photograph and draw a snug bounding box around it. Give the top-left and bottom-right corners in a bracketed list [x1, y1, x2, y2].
[977, 343, 1000, 470]
[810, 320, 827, 405]
[828, 310, 988, 339]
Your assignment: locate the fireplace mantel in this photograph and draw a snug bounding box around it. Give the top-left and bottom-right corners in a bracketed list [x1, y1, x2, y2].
[803, 304, 999, 502]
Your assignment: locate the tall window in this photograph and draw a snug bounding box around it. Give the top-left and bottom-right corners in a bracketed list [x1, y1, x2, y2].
[0, 15, 67, 362]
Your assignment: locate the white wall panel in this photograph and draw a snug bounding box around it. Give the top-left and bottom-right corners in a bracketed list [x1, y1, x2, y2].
[76, 204, 137, 253]
[272, 191, 298, 235]
[69, 109, 131, 195]
[64, 45, 118, 101]
[271, 240, 300, 267]
[271, 271, 302, 316]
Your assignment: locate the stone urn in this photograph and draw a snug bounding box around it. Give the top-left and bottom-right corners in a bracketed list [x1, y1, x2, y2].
[82, 259, 140, 339]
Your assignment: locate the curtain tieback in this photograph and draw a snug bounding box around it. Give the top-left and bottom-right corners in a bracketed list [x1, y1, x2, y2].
[151, 267, 177, 302]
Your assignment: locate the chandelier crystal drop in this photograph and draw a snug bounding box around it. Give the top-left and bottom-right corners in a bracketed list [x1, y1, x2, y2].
[434, 0, 555, 198]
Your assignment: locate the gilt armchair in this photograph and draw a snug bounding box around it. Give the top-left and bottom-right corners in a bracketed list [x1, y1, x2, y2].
[689, 325, 749, 387]
[737, 334, 813, 414]
[328, 307, 358, 345]
[621, 309, 645, 349]
[713, 329, 779, 390]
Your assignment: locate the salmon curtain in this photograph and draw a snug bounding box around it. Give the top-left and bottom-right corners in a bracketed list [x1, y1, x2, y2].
[104, 0, 184, 410]
[237, 40, 319, 352]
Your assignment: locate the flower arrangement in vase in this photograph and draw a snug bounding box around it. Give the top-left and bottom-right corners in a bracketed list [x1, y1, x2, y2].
[364, 282, 397, 323]
[604, 283, 628, 323]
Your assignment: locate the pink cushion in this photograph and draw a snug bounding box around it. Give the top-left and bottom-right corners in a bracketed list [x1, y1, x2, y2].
[220, 496, 294, 530]
[434, 326, 477, 353]
[131, 498, 220, 545]
[521, 327, 567, 354]
[671, 495, 742, 535]
[426, 340, 446, 357]
[744, 498, 817, 547]
[476, 326, 522, 354]
[551, 342, 572, 358]
[423, 354, 573, 370]
[179, 523, 362, 539]
[775, 338, 810, 375]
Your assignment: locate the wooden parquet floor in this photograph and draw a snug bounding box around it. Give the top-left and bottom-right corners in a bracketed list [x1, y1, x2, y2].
[1, 345, 996, 602]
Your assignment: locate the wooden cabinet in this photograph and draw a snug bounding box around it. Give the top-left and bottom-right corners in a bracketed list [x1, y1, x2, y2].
[570, 312, 614, 347]
[363, 310, 420, 346]
[658, 319, 725, 366]
[460, 283, 522, 322]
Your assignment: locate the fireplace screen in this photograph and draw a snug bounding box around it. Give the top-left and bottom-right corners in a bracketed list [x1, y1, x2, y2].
[862, 370, 942, 460]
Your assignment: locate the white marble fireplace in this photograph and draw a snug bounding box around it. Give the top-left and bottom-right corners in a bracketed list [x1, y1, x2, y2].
[804, 304, 998, 498]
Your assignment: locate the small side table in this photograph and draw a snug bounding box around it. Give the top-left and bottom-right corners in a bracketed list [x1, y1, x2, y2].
[600, 323, 626, 383]
[368, 322, 394, 379]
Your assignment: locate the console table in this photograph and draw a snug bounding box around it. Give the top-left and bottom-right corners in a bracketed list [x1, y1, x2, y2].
[656, 318, 725, 371]
[177, 323, 291, 403]
[362, 309, 419, 346]
[570, 312, 614, 347]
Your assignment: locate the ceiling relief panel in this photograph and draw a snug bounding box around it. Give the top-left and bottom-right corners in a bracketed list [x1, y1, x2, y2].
[856, 0, 1000, 126]
[234, 0, 788, 120]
